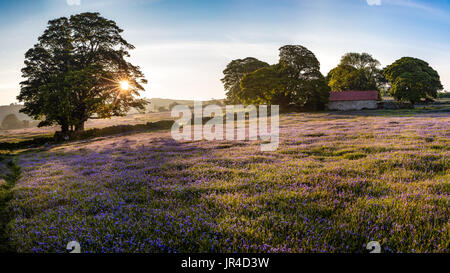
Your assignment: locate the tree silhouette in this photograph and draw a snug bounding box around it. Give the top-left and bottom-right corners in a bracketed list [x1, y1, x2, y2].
[18, 12, 147, 134]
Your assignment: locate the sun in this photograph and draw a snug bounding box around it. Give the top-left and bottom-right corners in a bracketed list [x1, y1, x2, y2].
[120, 80, 130, 91]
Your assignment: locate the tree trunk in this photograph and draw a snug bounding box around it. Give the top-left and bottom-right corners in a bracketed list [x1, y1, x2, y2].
[61, 123, 69, 133]
[75, 122, 85, 132]
[55, 123, 71, 142]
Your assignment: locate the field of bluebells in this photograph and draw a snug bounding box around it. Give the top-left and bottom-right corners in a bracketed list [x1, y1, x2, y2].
[5, 111, 450, 253]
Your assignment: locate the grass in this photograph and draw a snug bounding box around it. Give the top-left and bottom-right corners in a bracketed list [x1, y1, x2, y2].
[0, 120, 176, 151]
[0, 111, 174, 143]
[0, 156, 21, 252]
[0, 110, 449, 253]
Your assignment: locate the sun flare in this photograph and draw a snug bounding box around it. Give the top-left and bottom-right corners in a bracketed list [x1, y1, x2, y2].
[120, 80, 130, 91]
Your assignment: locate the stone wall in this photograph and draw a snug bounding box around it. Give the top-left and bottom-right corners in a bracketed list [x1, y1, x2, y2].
[328, 100, 378, 111]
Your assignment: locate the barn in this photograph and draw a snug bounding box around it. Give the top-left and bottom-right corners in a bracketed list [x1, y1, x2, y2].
[328, 90, 379, 111]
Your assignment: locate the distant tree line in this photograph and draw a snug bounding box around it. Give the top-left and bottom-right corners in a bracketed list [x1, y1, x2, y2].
[155, 100, 225, 113]
[222, 45, 443, 108]
[0, 114, 30, 130]
[437, 91, 450, 99]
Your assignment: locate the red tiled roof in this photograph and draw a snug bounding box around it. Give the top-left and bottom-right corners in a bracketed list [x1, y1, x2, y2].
[329, 91, 379, 101]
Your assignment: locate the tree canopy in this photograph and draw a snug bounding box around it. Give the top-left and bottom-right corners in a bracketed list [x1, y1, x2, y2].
[17, 12, 147, 134]
[221, 57, 270, 104]
[239, 64, 291, 106]
[239, 45, 329, 110]
[327, 64, 377, 91]
[340, 52, 380, 71]
[327, 52, 383, 92]
[383, 57, 443, 104]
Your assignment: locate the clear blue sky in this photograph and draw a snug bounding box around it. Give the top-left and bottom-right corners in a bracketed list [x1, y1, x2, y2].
[0, 0, 449, 105]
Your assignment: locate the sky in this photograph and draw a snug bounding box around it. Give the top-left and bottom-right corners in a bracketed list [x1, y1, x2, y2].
[0, 0, 449, 105]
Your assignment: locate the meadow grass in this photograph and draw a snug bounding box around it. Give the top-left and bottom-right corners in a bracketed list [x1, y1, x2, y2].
[0, 156, 20, 252]
[0, 112, 173, 143]
[2, 111, 449, 253]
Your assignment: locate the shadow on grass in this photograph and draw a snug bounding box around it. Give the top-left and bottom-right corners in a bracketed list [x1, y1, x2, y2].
[0, 120, 176, 151]
[0, 157, 21, 253]
[330, 106, 450, 117]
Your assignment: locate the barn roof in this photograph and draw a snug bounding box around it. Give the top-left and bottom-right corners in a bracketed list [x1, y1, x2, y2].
[329, 91, 379, 101]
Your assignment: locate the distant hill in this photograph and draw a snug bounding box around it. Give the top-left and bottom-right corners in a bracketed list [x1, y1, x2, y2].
[129, 98, 225, 114]
[146, 98, 196, 111]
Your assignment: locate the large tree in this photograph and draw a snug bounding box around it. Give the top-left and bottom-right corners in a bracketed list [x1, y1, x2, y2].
[327, 52, 383, 92]
[221, 57, 269, 104]
[18, 12, 147, 134]
[277, 45, 329, 110]
[239, 45, 329, 110]
[383, 57, 443, 104]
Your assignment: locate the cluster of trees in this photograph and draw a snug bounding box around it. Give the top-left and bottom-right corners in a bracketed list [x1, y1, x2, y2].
[223, 48, 443, 107]
[222, 45, 330, 110]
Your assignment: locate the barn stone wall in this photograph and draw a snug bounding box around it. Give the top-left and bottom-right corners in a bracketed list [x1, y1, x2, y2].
[328, 100, 378, 111]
